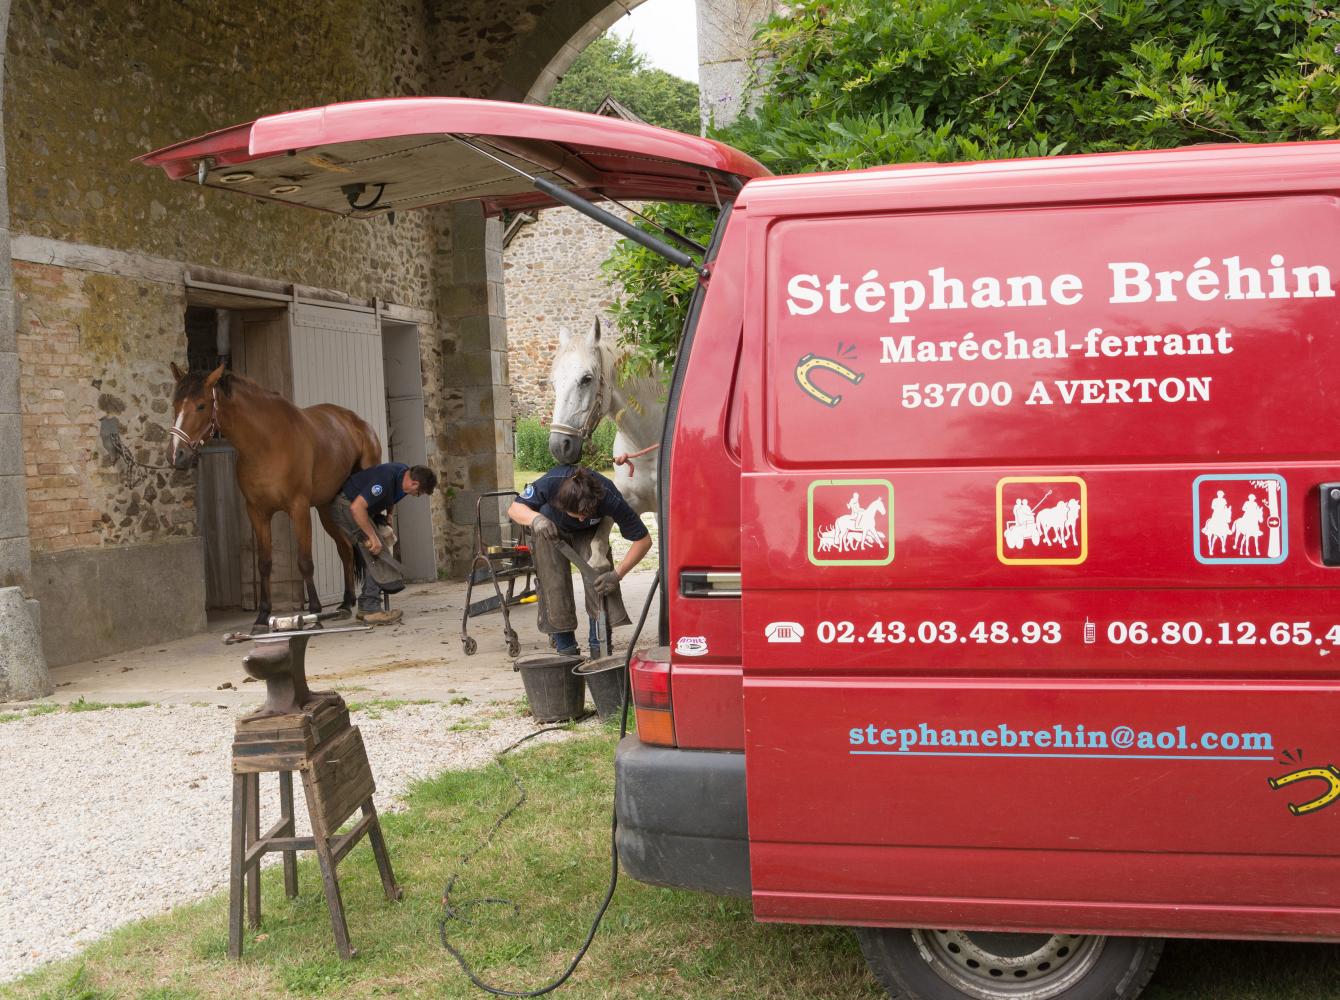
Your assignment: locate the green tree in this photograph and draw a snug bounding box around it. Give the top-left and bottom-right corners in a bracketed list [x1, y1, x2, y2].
[607, 0, 1340, 370]
[548, 35, 701, 133]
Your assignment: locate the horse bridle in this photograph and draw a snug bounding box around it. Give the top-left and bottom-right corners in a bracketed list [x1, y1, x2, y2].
[169, 385, 221, 455]
[549, 359, 608, 440]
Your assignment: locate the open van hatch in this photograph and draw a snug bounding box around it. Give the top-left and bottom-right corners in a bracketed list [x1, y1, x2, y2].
[137, 97, 769, 217]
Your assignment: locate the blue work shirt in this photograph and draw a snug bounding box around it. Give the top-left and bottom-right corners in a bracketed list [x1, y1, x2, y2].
[342, 462, 408, 517]
[518, 466, 649, 542]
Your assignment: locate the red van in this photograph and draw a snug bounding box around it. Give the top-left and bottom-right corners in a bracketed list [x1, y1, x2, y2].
[145, 101, 1340, 1000]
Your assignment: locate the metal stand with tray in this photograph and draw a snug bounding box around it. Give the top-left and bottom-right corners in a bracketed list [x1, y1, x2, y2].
[460, 489, 536, 657]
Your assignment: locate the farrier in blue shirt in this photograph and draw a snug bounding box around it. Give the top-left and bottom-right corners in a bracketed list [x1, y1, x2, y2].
[342, 462, 408, 517]
[518, 465, 648, 542]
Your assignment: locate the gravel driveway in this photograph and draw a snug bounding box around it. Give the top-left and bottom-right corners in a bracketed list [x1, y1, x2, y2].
[0, 701, 576, 983]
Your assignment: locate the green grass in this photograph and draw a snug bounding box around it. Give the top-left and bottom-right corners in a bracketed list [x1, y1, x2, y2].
[0, 700, 150, 723]
[6, 730, 1340, 999]
[0, 704, 59, 723]
[65, 698, 151, 713]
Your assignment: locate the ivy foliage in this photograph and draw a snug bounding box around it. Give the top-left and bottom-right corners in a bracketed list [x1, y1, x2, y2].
[605, 0, 1340, 370]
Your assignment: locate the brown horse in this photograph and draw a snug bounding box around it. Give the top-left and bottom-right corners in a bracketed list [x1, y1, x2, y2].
[169, 362, 382, 631]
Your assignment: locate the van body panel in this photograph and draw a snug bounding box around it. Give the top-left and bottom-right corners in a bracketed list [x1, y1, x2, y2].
[740, 674, 1340, 930]
[734, 141, 1340, 220]
[750, 870, 1340, 941]
[665, 217, 749, 750]
[735, 145, 1340, 936]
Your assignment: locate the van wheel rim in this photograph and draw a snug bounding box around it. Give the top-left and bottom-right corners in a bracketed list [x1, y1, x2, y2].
[911, 930, 1104, 999]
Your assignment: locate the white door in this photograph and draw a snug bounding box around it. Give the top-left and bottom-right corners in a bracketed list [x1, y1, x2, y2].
[289, 301, 388, 605]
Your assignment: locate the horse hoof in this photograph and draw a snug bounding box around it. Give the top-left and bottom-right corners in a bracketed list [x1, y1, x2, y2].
[332, 607, 352, 621]
[249, 623, 271, 636]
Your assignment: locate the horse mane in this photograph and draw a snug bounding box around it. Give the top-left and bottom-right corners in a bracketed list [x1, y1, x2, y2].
[172, 369, 283, 405]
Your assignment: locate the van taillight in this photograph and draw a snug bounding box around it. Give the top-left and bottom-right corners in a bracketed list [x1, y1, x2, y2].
[631, 653, 675, 747]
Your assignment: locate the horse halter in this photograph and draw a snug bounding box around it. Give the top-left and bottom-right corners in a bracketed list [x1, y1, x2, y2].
[170, 385, 221, 455]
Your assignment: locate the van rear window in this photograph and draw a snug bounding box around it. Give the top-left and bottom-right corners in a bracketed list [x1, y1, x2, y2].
[766, 197, 1340, 467]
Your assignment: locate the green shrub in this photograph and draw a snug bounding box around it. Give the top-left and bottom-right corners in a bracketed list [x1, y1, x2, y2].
[514, 416, 617, 474]
[514, 416, 556, 473]
[587, 418, 617, 469]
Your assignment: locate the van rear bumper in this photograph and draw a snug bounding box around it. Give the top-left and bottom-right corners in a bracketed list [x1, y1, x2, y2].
[614, 736, 750, 898]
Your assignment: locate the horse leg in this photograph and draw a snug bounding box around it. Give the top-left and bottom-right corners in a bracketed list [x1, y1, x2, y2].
[289, 501, 322, 615]
[245, 504, 274, 634]
[317, 504, 356, 614]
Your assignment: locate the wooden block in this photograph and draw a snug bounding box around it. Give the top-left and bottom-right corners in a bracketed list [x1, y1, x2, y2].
[232, 743, 309, 774]
[232, 701, 350, 773]
[306, 726, 375, 832]
[234, 697, 347, 741]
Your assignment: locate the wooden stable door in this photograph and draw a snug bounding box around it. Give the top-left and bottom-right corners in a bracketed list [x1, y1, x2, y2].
[289, 301, 389, 606]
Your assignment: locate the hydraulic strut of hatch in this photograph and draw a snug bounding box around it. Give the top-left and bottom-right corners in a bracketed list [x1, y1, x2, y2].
[448, 134, 710, 276]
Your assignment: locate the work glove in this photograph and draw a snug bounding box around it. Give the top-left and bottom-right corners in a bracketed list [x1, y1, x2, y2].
[529, 513, 558, 542]
[593, 570, 621, 597]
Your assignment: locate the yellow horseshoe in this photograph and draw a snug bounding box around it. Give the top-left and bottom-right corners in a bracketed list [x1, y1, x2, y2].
[795, 353, 864, 407]
[1268, 764, 1340, 815]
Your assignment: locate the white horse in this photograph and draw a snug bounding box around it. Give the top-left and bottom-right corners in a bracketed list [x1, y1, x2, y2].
[548, 318, 665, 516]
[1232, 495, 1264, 556]
[1036, 499, 1080, 546]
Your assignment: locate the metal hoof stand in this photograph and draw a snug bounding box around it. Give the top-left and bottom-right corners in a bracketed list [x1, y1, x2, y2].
[460, 489, 535, 657]
[226, 633, 399, 961]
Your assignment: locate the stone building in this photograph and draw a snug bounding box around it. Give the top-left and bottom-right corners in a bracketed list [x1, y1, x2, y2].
[504, 98, 643, 422]
[0, 0, 773, 698]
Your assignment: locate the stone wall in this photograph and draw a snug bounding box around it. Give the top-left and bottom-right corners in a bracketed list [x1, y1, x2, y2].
[504, 206, 624, 422]
[15, 262, 195, 555]
[697, 0, 780, 128]
[6, 0, 440, 307]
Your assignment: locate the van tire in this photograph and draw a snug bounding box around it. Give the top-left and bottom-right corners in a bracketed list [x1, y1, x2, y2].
[855, 928, 1163, 1000]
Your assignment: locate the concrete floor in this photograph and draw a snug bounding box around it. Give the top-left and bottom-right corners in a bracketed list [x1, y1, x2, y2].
[36, 570, 661, 711]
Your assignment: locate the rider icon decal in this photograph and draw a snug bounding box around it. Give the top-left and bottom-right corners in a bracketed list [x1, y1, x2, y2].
[1193, 473, 1287, 565]
[996, 476, 1087, 566]
[808, 479, 894, 567]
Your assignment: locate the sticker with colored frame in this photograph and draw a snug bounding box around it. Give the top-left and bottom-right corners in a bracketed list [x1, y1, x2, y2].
[808, 479, 894, 566]
[1193, 474, 1287, 565]
[997, 476, 1087, 566]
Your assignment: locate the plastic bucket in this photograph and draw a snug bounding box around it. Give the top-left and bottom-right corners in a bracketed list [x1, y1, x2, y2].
[514, 653, 586, 722]
[574, 655, 628, 721]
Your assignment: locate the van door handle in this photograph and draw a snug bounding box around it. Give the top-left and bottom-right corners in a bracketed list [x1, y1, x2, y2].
[1321, 483, 1340, 566]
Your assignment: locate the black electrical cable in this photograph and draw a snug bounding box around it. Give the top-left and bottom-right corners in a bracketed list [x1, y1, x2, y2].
[438, 572, 661, 997]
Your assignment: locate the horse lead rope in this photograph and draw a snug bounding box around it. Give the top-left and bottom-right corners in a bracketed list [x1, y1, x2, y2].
[612, 442, 659, 478]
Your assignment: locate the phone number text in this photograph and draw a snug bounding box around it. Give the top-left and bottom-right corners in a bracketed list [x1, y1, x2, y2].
[1105, 621, 1340, 646]
[816, 620, 1062, 645]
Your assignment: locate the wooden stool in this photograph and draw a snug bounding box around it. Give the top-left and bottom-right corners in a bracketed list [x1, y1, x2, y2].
[229, 696, 401, 960]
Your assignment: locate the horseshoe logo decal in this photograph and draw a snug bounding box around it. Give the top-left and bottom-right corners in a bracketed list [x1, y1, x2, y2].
[1269, 764, 1340, 816]
[795, 353, 864, 407]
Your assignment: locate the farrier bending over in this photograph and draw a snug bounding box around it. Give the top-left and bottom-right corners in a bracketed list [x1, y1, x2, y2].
[507, 465, 652, 656]
[331, 462, 437, 625]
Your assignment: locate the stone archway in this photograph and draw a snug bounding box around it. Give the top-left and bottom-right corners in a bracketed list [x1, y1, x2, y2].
[0, 0, 675, 673]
